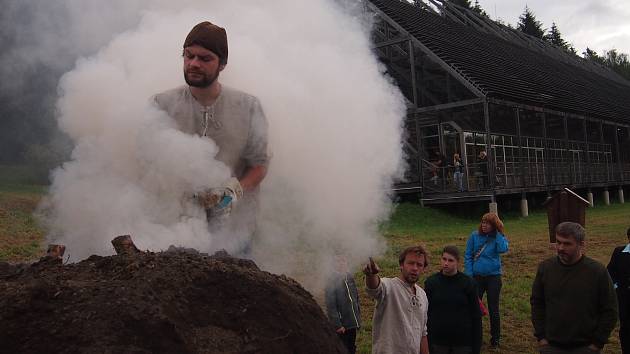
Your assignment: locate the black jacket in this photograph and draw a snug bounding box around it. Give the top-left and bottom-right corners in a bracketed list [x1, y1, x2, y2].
[608, 245, 630, 289]
[607, 245, 630, 319]
[324, 272, 361, 330]
[425, 272, 482, 354]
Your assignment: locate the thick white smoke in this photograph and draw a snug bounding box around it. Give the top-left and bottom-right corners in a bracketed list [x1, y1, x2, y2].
[40, 0, 406, 288]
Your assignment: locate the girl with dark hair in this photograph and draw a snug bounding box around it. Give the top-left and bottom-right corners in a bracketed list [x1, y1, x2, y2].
[464, 213, 509, 348]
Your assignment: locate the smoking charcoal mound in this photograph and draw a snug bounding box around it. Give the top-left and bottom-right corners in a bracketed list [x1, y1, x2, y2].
[0, 246, 345, 354]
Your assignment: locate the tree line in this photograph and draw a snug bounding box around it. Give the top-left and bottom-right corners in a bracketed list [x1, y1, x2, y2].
[450, 0, 630, 81]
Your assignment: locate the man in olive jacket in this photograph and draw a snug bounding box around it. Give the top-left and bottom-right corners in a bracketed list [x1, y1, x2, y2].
[531, 222, 618, 353]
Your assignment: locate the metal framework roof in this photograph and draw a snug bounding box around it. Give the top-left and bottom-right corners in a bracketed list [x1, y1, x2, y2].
[367, 0, 630, 123]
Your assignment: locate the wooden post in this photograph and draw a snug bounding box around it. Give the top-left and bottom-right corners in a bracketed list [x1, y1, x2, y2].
[484, 99, 494, 191]
[46, 244, 66, 259]
[515, 108, 527, 188]
[582, 117, 591, 184]
[563, 114, 572, 184]
[112, 235, 141, 256]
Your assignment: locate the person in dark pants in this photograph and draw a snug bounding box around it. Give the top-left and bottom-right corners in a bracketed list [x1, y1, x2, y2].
[464, 213, 508, 349]
[475, 150, 488, 190]
[325, 253, 361, 354]
[425, 245, 482, 354]
[430, 150, 447, 186]
[607, 227, 630, 353]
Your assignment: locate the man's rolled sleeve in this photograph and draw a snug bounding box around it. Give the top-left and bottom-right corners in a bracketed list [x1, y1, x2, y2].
[243, 98, 269, 168]
[365, 278, 386, 303]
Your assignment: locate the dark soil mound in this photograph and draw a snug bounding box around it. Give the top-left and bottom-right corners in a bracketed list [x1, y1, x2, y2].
[0, 250, 346, 354]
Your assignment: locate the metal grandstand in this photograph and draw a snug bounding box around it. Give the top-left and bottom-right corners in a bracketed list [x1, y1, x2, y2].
[365, 0, 630, 205]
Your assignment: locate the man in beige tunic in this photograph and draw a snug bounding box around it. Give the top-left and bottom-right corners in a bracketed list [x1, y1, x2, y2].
[364, 246, 430, 354]
[153, 21, 269, 253]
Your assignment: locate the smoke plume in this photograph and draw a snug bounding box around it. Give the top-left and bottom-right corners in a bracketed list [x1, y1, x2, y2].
[38, 0, 406, 289]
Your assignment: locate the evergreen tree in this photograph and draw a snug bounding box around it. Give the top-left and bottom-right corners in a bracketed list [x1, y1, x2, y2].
[445, 0, 487, 17]
[517, 6, 545, 39]
[583, 47, 604, 65]
[472, 0, 488, 17]
[544, 23, 567, 48]
[449, 0, 472, 8]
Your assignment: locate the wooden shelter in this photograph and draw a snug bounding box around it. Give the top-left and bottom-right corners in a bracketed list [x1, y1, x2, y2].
[542, 188, 590, 242]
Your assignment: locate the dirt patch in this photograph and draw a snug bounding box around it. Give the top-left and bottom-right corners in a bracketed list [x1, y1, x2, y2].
[0, 250, 346, 354]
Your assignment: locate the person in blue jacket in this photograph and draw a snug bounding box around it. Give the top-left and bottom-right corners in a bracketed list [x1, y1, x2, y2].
[464, 212, 509, 349]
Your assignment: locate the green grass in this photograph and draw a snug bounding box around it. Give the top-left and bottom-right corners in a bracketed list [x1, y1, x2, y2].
[357, 202, 629, 354]
[0, 165, 48, 193]
[0, 165, 47, 262]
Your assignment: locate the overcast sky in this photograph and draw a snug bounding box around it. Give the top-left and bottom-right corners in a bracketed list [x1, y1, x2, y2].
[475, 0, 630, 55]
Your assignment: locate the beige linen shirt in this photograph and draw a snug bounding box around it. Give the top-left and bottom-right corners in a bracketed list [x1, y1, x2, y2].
[366, 277, 428, 354]
[152, 85, 269, 179]
[152, 85, 269, 243]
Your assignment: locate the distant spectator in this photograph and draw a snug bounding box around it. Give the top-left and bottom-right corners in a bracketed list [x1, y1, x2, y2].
[464, 212, 508, 348]
[453, 153, 465, 192]
[531, 222, 617, 353]
[425, 245, 482, 354]
[430, 150, 447, 186]
[325, 253, 361, 354]
[364, 246, 429, 354]
[607, 227, 630, 353]
[475, 150, 488, 189]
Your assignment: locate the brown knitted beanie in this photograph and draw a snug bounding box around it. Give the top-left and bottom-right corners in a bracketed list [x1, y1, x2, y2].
[183, 21, 228, 65]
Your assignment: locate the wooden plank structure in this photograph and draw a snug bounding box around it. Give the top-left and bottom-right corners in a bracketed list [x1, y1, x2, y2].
[542, 188, 590, 243]
[365, 0, 630, 205]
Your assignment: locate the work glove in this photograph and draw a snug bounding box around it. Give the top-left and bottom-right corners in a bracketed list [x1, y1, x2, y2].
[223, 177, 244, 202]
[195, 177, 243, 220]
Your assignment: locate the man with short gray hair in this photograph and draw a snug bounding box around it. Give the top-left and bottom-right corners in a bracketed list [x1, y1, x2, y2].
[531, 222, 618, 353]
